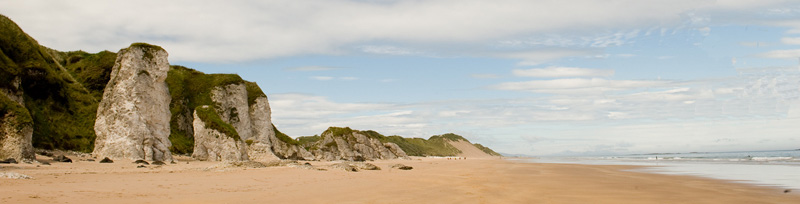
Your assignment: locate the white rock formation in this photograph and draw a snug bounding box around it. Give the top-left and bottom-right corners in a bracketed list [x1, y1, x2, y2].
[92, 44, 173, 162]
[312, 130, 409, 161]
[203, 83, 310, 161]
[0, 94, 34, 162]
[191, 107, 248, 161]
[210, 84, 252, 141]
[245, 96, 280, 161]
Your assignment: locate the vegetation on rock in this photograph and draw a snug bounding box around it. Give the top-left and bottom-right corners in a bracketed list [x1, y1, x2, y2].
[0, 14, 98, 152]
[195, 106, 240, 141]
[0, 94, 31, 127]
[273, 124, 299, 145]
[165, 65, 246, 154]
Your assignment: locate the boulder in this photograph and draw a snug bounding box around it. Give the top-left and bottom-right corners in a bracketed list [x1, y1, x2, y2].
[390, 163, 413, 170]
[191, 107, 249, 161]
[92, 43, 173, 163]
[328, 163, 359, 172]
[99, 157, 114, 163]
[134, 160, 149, 165]
[349, 162, 381, 170]
[52, 155, 72, 163]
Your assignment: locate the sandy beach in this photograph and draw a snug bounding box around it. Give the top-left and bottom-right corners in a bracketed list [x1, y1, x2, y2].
[1, 155, 797, 204]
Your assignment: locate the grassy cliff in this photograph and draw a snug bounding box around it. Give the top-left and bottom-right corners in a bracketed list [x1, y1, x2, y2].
[0, 15, 100, 152]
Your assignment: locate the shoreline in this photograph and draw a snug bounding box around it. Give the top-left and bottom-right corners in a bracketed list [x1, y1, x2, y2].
[521, 156, 800, 190]
[1, 156, 799, 203]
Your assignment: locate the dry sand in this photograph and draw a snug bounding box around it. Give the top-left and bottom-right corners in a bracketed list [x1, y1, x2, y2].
[1, 155, 798, 204]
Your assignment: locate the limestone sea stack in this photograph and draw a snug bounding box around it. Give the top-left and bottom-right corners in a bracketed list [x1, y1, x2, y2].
[92, 43, 173, 162]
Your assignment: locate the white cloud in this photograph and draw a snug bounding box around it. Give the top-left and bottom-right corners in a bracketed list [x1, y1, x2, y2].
[359, 45, 424, 56]
[513, 67, 614, 78]
[500, 49, 597, 66]
[781, 37, 800, 45]
[495, 30, 641, 48]
[4, 0, 795, 62]
[757, 49, 800, 59]
[492, 78, 669, 94]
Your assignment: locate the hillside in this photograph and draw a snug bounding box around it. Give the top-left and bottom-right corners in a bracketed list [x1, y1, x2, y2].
[0, 14, 100, 152]
[297, 127, 500, 158]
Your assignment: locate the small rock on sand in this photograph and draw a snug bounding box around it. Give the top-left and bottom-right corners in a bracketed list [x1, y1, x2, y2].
[99, 157, 114, 163]
[348, 162, 381, 170]
[52, 155, 72, 163]
[390, 164, 413, 170]
[134, 160, 149, 165]
[329, 163, 359, 172]
[151, 161, 166, 165]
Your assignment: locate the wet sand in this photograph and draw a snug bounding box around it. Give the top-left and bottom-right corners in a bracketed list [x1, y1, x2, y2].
[1, 156, 798, 204]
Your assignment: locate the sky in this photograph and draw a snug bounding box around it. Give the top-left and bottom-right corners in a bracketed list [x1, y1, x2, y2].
[3, 0, 800, 156]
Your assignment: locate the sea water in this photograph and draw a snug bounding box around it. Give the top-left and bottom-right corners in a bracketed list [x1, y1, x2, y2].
[526, 150, 800, 190]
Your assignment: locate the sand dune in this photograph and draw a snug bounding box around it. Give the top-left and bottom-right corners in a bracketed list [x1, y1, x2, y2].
[448, 140, 495, 158]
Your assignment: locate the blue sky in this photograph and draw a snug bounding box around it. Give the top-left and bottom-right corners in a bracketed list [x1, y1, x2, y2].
[3, 0, 800, 155]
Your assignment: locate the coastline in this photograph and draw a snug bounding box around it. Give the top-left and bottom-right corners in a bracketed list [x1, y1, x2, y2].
[1, 157, 798, 203]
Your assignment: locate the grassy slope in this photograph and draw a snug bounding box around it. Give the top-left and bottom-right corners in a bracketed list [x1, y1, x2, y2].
[0, 15, 99, 152]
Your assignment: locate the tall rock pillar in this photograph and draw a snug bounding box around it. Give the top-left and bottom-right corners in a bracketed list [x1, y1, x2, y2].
[93, 43, 173, 162]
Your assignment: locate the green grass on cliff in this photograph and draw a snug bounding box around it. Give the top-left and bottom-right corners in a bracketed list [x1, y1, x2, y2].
[273, 124, 300, 145]
[296, 135, 320, 146]
[195, 106, 240, 141]
[0, 15, 98, 152]
[245, 82, 266, 106]
[0, 94, 32, 128]
[165, 66, 248, 154]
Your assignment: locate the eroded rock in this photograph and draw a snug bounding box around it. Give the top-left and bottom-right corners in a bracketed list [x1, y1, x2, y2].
[191, 107, 248, 161]
[52, 155, 72, 163]
[390, 163, 413, 170]
[92, 43, 173, 162]
[99, 157, 114, 163]
[311, 127, 409, 161]
[0, 93, 34, 162]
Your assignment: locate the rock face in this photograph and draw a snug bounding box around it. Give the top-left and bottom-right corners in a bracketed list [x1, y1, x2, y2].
[191, 106, 248, 161]
[245, 96, 279, 161]
[0, 92, 34, 162]
[310, 127, 409, 161]
[199, 83, 312, 161]
[92, 43, 173, 162]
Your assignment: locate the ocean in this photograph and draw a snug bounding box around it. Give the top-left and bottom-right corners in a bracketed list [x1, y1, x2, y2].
[525, 149, 800, 190]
